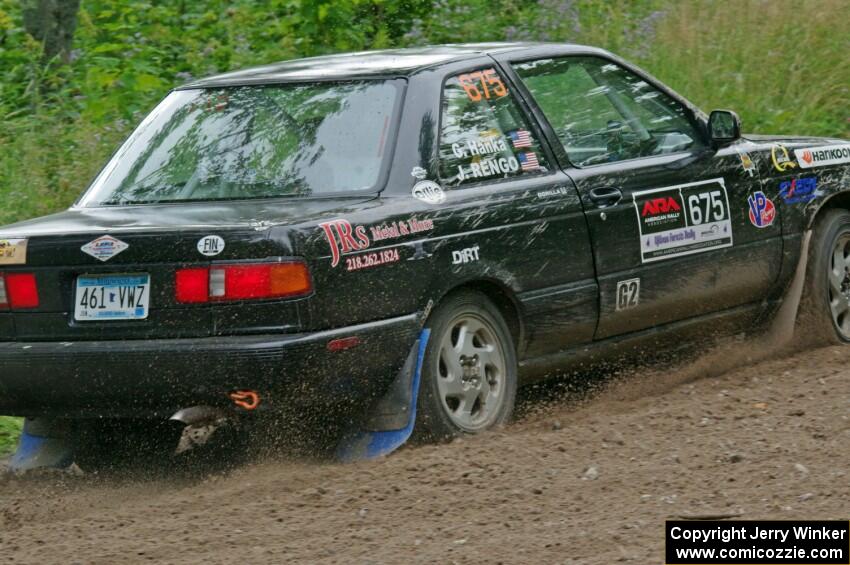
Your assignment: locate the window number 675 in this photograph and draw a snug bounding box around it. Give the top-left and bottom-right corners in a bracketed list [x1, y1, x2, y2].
[687, 190, 724, 225]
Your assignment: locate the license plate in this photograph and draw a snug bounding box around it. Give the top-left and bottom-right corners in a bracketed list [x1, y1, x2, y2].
[74, 274, 150, 321]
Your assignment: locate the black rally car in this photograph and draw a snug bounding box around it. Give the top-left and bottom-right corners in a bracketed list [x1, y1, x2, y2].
[2, 43, 850, 461]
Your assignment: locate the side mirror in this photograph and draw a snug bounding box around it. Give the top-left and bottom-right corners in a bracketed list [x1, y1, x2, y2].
[708, 110, 741, 145]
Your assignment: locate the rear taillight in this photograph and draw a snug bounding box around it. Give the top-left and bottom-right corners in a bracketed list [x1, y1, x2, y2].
[175, 268, 210, 304]
[0, 273, 39, 309]
[175, 261, 311, 304]
[0, 274, 7, 309]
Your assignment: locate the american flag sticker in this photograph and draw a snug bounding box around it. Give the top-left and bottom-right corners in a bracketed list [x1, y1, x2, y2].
[508, 129, 533, 148]
[518, 152, 539, 171]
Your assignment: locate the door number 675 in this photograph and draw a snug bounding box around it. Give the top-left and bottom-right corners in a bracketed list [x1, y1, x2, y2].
[687, 190, 725, 225]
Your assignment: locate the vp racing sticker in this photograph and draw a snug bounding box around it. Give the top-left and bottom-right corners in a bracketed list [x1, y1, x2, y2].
[747, 191, 776, 228]
[633, 178, 733, 263]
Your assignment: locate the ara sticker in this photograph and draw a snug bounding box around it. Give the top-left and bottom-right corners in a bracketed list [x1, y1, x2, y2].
[81, 235, 128, 262]
[771, 144, 797, 172]
[747, 191, 776, 228]
[197, 235, 225, 256]
[0, 238, 28, 265]
[633, 178, 733, 263]
[794, 144, 850, 169]
[411, 166, 427, 180]
[779, 177, 818, 204]
[737, 151, 756, 177]
[616, 278, 640, 311]
[412, 181, 446, 205]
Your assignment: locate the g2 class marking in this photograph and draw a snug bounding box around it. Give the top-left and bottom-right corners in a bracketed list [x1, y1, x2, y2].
[616, 278, 640, 311]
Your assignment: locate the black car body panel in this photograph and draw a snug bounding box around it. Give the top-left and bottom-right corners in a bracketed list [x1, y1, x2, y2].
[1, 42, 848, 419]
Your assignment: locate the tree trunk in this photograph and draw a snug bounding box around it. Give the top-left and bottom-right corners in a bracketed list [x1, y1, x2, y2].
[21, 0, 81, 64]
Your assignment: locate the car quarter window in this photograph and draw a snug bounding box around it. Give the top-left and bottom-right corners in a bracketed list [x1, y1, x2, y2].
[438, 67, 550, 188]
[512, 57, 704, 167]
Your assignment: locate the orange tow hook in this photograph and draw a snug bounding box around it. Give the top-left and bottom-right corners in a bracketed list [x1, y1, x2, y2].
[229, 390, 261, 411]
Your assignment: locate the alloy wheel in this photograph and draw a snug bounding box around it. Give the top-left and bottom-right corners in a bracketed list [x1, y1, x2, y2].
[436, 313, 507, 432]
[827, 233, 850, 339]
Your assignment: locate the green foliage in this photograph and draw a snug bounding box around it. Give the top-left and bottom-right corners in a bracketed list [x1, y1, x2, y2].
[0, 416, 22, 456]
[1, 0, 847, 226]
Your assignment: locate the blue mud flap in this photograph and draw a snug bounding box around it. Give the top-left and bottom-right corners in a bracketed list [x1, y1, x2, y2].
[335, 329, 430, 462]
[8, 419, 74, 472]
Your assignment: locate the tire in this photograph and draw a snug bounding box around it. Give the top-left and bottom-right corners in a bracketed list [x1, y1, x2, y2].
[73, 418, 184, 473]
[414, 290, 518, 441]
[797, 208, 850, 345]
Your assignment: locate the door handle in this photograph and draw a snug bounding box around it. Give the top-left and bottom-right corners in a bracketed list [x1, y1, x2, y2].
[588, 187, 623, 207]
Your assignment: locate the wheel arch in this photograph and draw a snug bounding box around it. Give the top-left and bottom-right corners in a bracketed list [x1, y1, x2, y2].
[429, 278, 526, 355]
[809, 190, 850, 227]
[805, 168, 850, 228]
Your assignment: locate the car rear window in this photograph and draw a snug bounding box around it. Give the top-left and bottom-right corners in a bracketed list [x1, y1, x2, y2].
[79, 80, 402, 206]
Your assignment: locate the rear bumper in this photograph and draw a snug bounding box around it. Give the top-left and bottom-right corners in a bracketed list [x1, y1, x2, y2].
[0, 314, 421, 418]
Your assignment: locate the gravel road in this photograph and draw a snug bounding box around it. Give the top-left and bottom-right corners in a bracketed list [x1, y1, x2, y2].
[1, 343, 848, 564]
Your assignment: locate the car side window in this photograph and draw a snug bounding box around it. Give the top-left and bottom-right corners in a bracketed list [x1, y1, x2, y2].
[513, 57, 705, 167]
[439, 68, 549, 188]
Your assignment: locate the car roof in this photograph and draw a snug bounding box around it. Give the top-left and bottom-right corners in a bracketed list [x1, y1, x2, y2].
[180, 42, 597, 87]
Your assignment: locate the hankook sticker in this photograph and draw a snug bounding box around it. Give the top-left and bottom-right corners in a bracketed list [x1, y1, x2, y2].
[633, 178, 733, 263]
[794, 144, 850, 169]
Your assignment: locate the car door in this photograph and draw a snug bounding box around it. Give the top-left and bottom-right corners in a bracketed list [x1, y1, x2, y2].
[500, 53, 783, 339]
[417, 62, 600, 358]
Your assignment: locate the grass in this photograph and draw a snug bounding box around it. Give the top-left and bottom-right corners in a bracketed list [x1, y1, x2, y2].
[642, 0, 850, 139]
[0, 416, 22, 456]
[1, 1, 848, 228]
